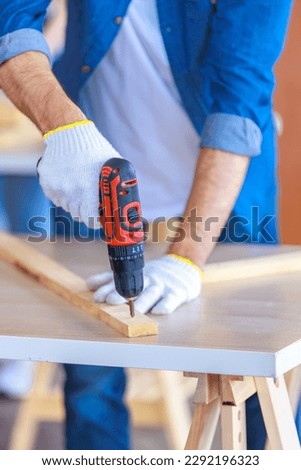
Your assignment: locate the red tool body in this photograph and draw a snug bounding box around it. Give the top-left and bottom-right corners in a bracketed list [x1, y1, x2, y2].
[99, 158, 144, 316]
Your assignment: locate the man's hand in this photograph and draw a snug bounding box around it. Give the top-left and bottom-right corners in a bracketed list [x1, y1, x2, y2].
[38, 120, 121, 227]
[88, 148, 249, 314]
[0, 52, 84, 134]
[169, 148, 250, 269]
[87, 254, 202, 314]
[0, 52, 122, 227]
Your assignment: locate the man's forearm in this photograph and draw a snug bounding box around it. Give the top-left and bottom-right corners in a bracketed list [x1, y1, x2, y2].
[0, 51, 84, 133]
[169, 148, 250, 270]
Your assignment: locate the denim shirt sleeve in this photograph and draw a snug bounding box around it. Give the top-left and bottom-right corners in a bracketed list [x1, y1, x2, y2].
[0, 1, 52, 64]
[200, 0, 293, 156]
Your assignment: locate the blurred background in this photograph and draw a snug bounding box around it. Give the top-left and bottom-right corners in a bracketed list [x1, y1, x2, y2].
[0, 0, 300, 451]
[275, 0, 301, 244]
[1, 0, 300, 243]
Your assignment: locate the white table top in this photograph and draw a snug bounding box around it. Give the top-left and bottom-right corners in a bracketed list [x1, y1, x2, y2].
[0, 239, 300, 378]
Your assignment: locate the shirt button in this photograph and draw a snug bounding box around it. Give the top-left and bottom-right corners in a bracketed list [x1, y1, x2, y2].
[114, 16, 123, 25]
[166, 26, 172, 33]
[81, 65, 91, 74]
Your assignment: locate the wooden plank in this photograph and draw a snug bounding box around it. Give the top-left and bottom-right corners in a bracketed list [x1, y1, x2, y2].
[221, 376, 256, 406]
[221, 402, 246, 450]
[145, 226, 301, 284]
[255, 376, 300, 449]
[265, 366, 301, 450]
[185, 399, 220, 450]
[193, 374, 220, 405]
[0, 230, 158, 338]
[204, 251, 301, 284]
[285, 366, 301, 415]
[157, 371, 192, 450]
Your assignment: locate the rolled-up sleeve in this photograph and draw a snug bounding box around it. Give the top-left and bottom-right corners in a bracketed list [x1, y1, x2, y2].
[201, 0, 293, 156]
[0, 1, 52, 64]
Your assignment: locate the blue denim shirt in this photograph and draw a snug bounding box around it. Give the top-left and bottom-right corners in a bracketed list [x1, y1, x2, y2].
[0, 0, 293, 242]
[0, 0, 293, 157]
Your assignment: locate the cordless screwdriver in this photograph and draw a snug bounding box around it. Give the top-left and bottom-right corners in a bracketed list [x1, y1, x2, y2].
[99, 158, 144, 317]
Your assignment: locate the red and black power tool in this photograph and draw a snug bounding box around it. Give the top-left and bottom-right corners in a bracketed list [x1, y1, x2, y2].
[99, 158, 144, 317]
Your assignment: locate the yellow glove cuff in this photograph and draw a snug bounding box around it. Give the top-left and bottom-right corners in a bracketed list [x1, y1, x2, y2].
[168, 254, 204, 279]
[43, 119, 93, 139]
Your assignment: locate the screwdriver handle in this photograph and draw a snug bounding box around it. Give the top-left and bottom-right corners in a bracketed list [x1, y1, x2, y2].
[99, 158, 145, 301]
[99, 158, 144, 246]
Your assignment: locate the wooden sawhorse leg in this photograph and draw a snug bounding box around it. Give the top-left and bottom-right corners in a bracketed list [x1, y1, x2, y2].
[184, 373, 300, 450]
[256, 375, 300, 449]
[264, 366, 301, 449]
[184, 373, 220, 450]
[185, 400, 220, 449]
[285, 365, 301, 418]
[221, 403, 246, 449]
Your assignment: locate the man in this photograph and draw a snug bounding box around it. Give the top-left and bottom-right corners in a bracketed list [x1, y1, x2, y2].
[0, 0, 294, 450]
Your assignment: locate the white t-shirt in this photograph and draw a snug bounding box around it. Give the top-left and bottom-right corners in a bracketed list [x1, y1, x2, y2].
[80, 0, 201, 220]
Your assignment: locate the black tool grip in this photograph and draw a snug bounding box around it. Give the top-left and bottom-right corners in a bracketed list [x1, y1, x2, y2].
[108, 243, 144, 299]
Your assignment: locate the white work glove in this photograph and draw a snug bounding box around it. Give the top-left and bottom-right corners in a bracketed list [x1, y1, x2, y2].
[38, 120, 121, 228]
[87, 254, 203, 314]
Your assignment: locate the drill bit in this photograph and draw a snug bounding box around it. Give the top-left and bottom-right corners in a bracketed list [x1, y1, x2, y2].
[128, 298, 135, 317]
